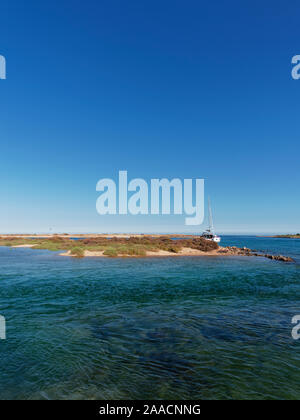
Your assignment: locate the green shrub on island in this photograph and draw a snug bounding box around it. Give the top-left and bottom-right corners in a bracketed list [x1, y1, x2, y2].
[163, 244, 180, 253]
[103, 247, 118, 257]
[70, 247, 84, 258]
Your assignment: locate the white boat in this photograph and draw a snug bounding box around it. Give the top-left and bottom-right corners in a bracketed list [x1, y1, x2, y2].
[201, 198, 221, 243]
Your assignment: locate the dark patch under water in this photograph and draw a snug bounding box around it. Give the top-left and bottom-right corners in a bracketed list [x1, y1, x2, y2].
[0, 236, 299, 400]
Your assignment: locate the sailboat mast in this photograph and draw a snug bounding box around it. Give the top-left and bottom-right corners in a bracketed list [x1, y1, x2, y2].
[208, 197, 214, 234]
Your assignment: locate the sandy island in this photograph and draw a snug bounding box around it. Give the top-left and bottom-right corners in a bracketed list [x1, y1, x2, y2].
[59, 246, 293, 261]
[0, 235, 294, 262]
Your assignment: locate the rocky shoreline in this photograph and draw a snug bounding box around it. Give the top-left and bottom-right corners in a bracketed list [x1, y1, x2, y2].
[220, 246, 294, 262]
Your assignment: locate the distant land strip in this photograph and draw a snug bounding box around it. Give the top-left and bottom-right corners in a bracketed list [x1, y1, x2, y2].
[259, 234, 300, 239]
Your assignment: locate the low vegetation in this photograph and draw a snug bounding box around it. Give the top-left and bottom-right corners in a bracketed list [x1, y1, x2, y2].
[0, 235, 219, 258]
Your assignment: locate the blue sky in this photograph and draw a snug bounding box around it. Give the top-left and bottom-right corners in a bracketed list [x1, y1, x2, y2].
[0, 0, 299, 234]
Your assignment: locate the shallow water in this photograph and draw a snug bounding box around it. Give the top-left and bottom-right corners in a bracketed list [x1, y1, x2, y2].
[0, 236, 299, 399]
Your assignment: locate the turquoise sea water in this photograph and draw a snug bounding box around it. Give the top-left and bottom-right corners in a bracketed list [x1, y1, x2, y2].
[0, 236, 299, 400]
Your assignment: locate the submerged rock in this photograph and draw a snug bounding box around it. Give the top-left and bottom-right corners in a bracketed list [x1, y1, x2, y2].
[265, 254, 294, 262]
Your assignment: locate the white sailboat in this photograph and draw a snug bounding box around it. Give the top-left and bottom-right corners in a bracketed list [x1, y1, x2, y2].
[201, 198, 221, 243]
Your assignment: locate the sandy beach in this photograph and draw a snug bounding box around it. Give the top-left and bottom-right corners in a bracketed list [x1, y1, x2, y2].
[11, 244, 36, 248]
[60, 246, 231, 258]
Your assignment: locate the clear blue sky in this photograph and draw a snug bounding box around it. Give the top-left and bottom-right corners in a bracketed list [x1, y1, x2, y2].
[0, 0, 299, 234]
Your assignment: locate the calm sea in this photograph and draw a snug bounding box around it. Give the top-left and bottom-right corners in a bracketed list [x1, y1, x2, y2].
[0, 236, 299, 400]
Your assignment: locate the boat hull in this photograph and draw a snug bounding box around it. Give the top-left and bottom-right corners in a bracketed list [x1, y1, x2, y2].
[201, 234, 221, 243]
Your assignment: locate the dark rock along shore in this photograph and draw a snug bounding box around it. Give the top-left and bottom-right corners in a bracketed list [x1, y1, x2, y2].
[220, 246, 294, 262]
